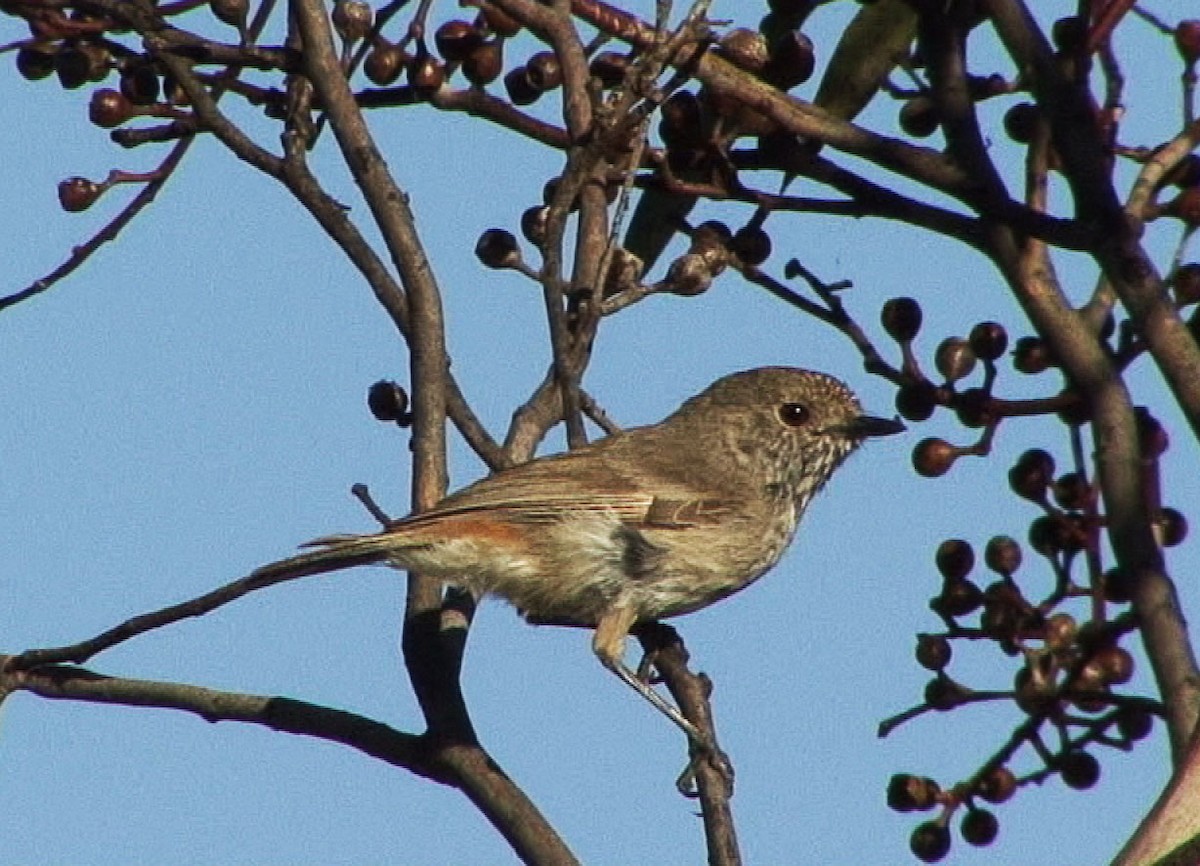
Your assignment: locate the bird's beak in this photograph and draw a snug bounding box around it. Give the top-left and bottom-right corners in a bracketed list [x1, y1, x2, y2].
[829, 414, 907, 439]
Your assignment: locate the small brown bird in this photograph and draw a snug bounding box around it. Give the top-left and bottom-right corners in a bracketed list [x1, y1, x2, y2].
[253, 367, 904, 739]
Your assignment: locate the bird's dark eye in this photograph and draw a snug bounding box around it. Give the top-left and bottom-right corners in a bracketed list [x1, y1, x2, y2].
[778, 403, 810, 427]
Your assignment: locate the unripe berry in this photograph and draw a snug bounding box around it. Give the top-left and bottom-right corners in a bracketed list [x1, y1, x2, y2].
[881, 296, 922, 342]
[474, 228, 520, 269]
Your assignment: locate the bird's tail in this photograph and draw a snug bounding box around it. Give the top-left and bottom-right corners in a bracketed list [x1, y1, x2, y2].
[248, 532, 402, 586]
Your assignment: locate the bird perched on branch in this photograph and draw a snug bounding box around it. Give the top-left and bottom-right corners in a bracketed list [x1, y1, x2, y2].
[253, 367, 904, 742]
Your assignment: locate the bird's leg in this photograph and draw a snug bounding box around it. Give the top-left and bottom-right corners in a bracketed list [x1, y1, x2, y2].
[592, 607, 710, 747]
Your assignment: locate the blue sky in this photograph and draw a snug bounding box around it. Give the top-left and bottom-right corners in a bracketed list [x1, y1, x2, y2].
[1, 3, 1196, 863]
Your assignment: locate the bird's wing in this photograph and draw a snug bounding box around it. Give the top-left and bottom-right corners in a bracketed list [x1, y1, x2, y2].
[394, 444, 741, 530]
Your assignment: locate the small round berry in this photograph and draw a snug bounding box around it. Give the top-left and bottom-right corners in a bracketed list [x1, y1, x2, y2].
[332, 0, 373, 42]
[1175, 20, 1200, 65]
[480, 2, 521, 37]
[474, 228, 521, 269]
[1052, 471, 1091, 511]
[888, 773, 941, 812]
[984, 535, 1022, 576]
[58, 176, 103, 212]
[969, 321, 1008, 361]
[1041, 613, 1076, 655]
[1012, 335, 1055, 374]
[434, 20, 483, 63]
[935, 539, 974, 580]
[960, 808, 999, 847]
[89, 87, 133, 128]
[763, 30, 815, 90]
[899, 95, 940, 137]
[504, 66, 540, 105]
[1159, 507, 1189, 547]
[365, 41, 408, 86]
[915, 634, 952, 671]
[462, 39, 504, 87]
[910, 820, 952, 863]
[934, 337, 976, 383]
[913, 438, 958, 478]
[1059, 750, 1101, 790]
[666, 253, 713, 297]
[589, 50, 629, 88]
[730, 225, 772, 266]
[367, 380, 409, 423]
[930, 578, 984, 618]
[1115, 705, 1154, 742]
[976, 766, 1017, 804]
[1009, 449, 1055, 502]
[211, 0, 248, 27]
[1003, 102, 1039, 144]
[16, 43, 57, 81]
[895, 380, 938, 422]
[525, 51, 562, 91]
[1173, 263, 1200, 307]
[881, 296, 923, 342]
[519, 205, 549, 248]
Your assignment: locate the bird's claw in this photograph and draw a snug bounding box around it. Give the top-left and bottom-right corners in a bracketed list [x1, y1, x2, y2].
[675, 738, 734, 798]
